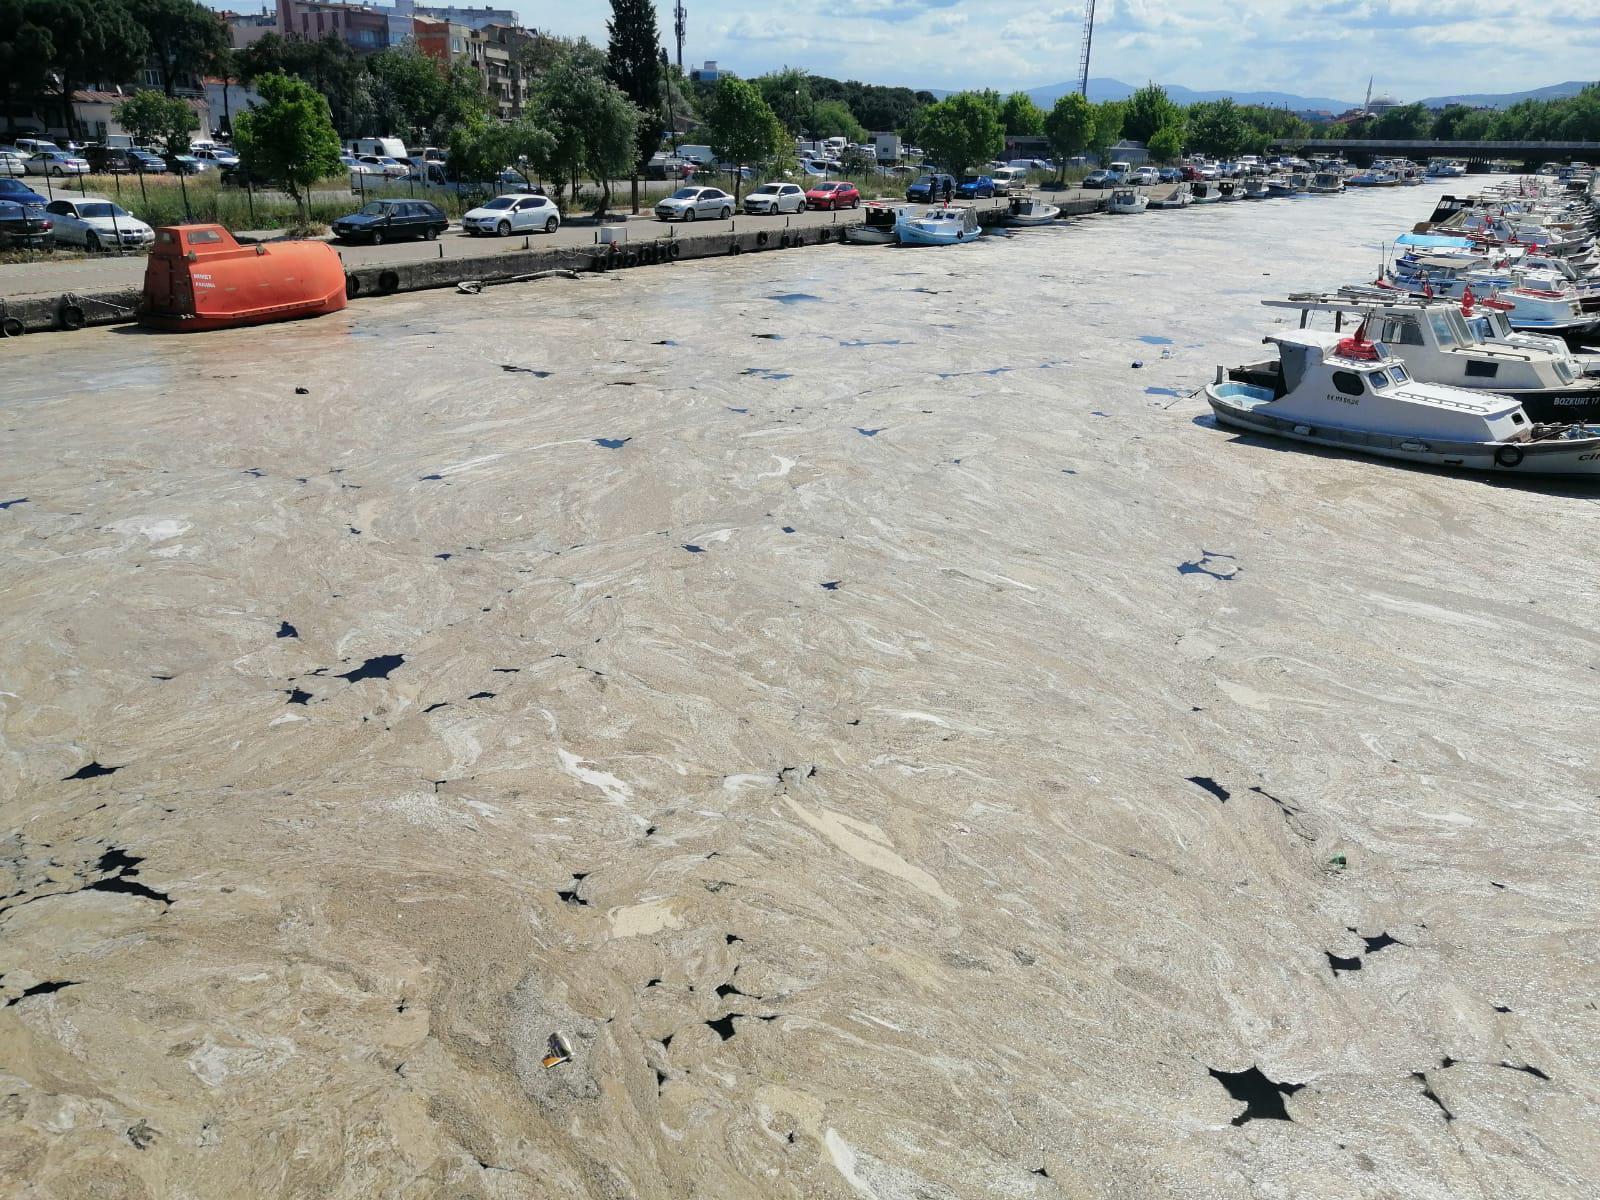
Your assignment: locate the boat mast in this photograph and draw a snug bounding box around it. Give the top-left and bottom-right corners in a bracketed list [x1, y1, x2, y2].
[1077, 0, 1097, 98]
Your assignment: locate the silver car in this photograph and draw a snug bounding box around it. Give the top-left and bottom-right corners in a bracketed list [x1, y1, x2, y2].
[0, 151, 26, 177]
[654, 186, 734, 222]
[25, 151, 89, 177]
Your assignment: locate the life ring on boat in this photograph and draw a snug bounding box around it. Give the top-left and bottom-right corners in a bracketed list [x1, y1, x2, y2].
[0, 315, 22, 337]
[345, 274, 362, 297]
[58, 302, 85, 331]
[1494, 444, 1524, 468]
[756, 230, 769, 247]
[377, 269, 399, 294]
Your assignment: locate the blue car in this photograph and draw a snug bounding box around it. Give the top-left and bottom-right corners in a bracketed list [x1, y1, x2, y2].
[0, 178, 47, 205]
[956, 174, 995, 199]
[1158, 166, 1183, 182]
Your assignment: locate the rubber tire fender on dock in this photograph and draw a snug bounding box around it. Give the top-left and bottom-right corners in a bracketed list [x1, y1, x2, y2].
[668, 241, 681, 259]
[58, 302, 85, 331]
[729, 241, 742, 255]
[345, 274, 361, 297]
[757, 230, 769, 247]
[1494, 444, 1524, 468]
[377, 269, 399, 294]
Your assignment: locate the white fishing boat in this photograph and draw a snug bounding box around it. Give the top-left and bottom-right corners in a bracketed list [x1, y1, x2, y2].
[1206, 327, 1600, 475]
[1003, 196, 1061, 226]
[1148, 183, 1192, 209]
[847, 201, 911, 244]
[1242, 179, 1270, 199]
[1107, 187, 1148, 214]
[1216, 180, 1245, 201]
[1240, 290, 1600, 422]
[894, 203, 981, 245]
[1190, 180, 1222, 204]
[1379, 258, 1600, 335]
[1309, 171, 1345, 194]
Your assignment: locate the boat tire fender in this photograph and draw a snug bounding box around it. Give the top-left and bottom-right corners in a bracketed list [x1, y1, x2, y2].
[0, 315, 22, 337]
[345, 274, 362, 298]
[59, 302, 85, 331]
[729, 241, 742, 255]
[757, 230, 769, 247]
[668, 241, 681, 260]
[1494, 444, 1524, 469]
[377, 269, 399, 294]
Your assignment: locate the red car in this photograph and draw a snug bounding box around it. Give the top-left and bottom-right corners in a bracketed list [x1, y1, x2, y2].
[804, 181, 861, 210]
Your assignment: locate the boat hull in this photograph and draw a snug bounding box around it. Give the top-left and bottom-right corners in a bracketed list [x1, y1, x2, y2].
[895, 226, 979, 245]
[844, 228, 896, 245]
[1206, 386, 1600, 476]
[1227, 363, 1600, 425]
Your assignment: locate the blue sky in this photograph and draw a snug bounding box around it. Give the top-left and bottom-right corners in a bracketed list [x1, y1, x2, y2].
[521, 0, 1599, 101]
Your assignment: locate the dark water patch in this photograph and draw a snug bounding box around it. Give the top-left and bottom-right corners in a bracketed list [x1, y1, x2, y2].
[556, 883, 588, 907]
[855, 427, 884, 437]
[422, 702, 448, 713]
[0, 497, 29, 509]
[64, 762, 120, 781]
[1493, 1004, 1512, 1013]
[1186, 776, 1229, 802]
[741, 368, 793, 381]
[683, 544, 705, 553]
[1440, 1056, 1457, 1068]
[1362, 932, 1402, 954]
[276, 621, 299, 639]
[88, 875, 171, 904]
[1500, 1062, 1550, 1080]
[1248, 785, 1301, 819]
[468, 691, 496, 700]
[936, 366, 1012, 380]
[492, 667, 520, 673]
[726, 406, 750, 413]
[820, 581, 841, 591]
[1061, 468, 1077, 475]
[609, 381, 637, 387]
[725, 933, 743, 945]
[645, 977, 662, 988]
[337, 654, 405, 683]
[1414, 1073, 1453, 1121]
[501, 365, 551, 377]
[652, 339, 678, 346]
[419, 473, 444, 481]
[1145, 387, 1183, 397]
[285, 688, 312, 705]
[434, 552, 453, 560]
[752, 332, 783, 339]
[1208, 1065, 1303, 1125]
[1178, 551, 1240, 581]
[243, 467, 265, 478]
[1090, 410, 1110, 417]
[347, 525, 361, 535]
[767, 293, 821, 305]
[152, 674, 173, 681]
[715, 983, 746, 999]
[1138, 335, 1174, 346]
[5, 979, 78, 1006]
[1327, 952, 1362, 974]
[594, 437, 631, 450]
[837, 338, 908, 348]
[706, 1014, 741, 1040]
[781, 526, 795, 533]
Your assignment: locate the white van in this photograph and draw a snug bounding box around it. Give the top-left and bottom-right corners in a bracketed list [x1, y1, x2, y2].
[990, 167, 1029, 195]
[1108, 160, 1132, 183]
[348, 136, 407, 161]
[15, 137, 62, 156]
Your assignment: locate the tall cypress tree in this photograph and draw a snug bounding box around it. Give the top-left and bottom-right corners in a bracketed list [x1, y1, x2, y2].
[605, 0, 664, 213]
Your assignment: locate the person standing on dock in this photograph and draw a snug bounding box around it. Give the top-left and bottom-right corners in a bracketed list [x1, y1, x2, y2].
[942, 176, 953, 205]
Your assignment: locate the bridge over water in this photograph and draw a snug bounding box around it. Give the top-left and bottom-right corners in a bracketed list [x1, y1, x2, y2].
[1272, 138, 1600, 166]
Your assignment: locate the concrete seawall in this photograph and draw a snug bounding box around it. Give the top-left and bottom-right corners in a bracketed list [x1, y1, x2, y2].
[0, 195, 1106, 337]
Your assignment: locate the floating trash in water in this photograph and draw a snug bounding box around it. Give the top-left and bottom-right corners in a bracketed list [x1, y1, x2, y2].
[855, 427, 884, 437]
[0, 497, 28, 510]
[542, 1032, 573, 1069]
[1178, 550, 1239, 581]
[820, 581, 841, 591]
[1131, 360, 1145, 369]
[594, 437, 631, 450]
[336, 654, 405, 683]
[781, 526, 795, 533]
[837, 338, 908, 348]
[1138, 335, 1174, 346]
[652, 339, 678, 346]
[741, 368, 793, 381]
[501, 365, 551, 377]
[683, 544, 705, 553]
[726, 406, 749, 414]
[419, 473, 443, 481]
[752, 332, 784, 340]
[294, 386, 309, 394]
[276, 621, 299, 639]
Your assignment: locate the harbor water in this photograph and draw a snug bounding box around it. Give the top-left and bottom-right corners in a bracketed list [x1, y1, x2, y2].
[1, 182, 1596, 1198]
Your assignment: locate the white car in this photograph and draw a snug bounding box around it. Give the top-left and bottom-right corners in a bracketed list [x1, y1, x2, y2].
[192, 146, 238, 166]
[743, 182, 805, 215]
[25, 151, 89, 177]
[1130, 166, 1160, 186]
[42, 197, 153, 251]
[654, 185, 734, 222]
[358, 154, 409, 178]
[0, 151, 26, 177]
[460, 193, 560, 236]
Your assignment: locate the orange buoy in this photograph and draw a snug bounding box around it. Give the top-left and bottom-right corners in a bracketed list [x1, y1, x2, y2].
[140, 224, 348, 332]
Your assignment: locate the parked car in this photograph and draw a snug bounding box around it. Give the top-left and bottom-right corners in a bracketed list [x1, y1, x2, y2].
[990, 167, 1029, 194]
[341, 154, 380, 176]
[84, 146, 159, 174]
[460, 193, 561, 236]
[653, 185, 733, 221]
[1080, 169, 1114, 189]
[1130, 166, 1160, 186]
[906, 172, 955, 201]
[1158, 166, 1183, 182]
[804, 180, 860, 210]
[956, 174, 995, 199]
[743, 182, 806, 215]
[0, 150, 26, 177]
[357, 154, 409, 178]
[0, 177, 47, 204]
[331, 198, 448, 243]
[0, 199, 52, 249]
[164, 154, 210, 175]
[220, 161, 272, 188]
[42, 196, 153, 251]
[13, 138, 63, 156]
[24, 150, 89, 177]
[191, 146, 238, 166]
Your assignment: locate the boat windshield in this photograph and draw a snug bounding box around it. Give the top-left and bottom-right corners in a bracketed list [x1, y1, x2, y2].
[1387, 365, 1409, 384]
[1442, 308, 1475, 345]
[1427, 310, 1460, 347]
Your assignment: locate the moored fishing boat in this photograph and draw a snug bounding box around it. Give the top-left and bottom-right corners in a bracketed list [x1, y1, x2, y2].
[1148, 183, 1192, 209]
[894, 203, 981, 245]
[1205, 326, 1600, 475]
[1310, 171, 1345, 194]
[1107, 187, 1148, 214]
[1190, 180, 1222, 204]
[1003, 196, 1062, 226]
[1242, 178, 1270, 199]
[847, 201, 910, 244]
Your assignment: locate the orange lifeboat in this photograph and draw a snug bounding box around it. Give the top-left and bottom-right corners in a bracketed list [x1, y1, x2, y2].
[140, 224, 348, 331]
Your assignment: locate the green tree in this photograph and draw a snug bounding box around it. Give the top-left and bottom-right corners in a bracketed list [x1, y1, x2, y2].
[1429, 104, 1476, 141]
[112, 89, 197, 155]
[1370, 102, 1431, 139]
[756, 66, 811, 135]
[606, 0, 665, 212]
[999, 90, 1044, 136]
[531, 59, 641, 213]
[232, 72, 343, 220]
[1123, 83, 1182, 145]
[1146, 124, 1183, 163]
[812, 98, 866, 142]
[702, 75, 785, 201]
[1088, 100, 1124, 163]
[239, 33, 364, 135]
[1043, 91, 1094, 180]
[0, 0, 55, 139]
[126, 0, 230, 98]
[915, 91, 1004, 178]
[1185, 98, 1246, 157]
[32, 0, 149, 138]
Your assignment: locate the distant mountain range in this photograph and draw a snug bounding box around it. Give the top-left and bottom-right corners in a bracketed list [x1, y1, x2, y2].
[927, 77, 1594, 113]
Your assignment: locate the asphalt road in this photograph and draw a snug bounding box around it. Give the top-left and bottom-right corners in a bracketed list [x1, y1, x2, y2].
[0, 191, 1089, 300]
